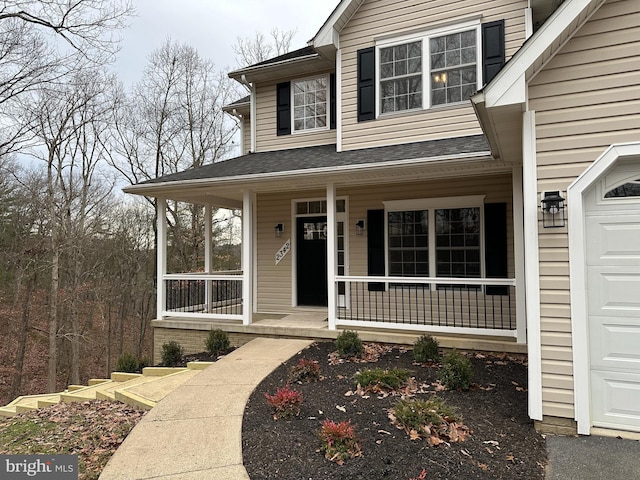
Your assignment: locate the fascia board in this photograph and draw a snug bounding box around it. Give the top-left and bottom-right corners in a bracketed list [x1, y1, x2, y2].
[313, 0, 364, 49]
[483, 0, 601, 109]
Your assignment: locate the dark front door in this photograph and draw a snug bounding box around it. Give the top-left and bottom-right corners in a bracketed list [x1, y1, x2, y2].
[297, 216, 328, 306]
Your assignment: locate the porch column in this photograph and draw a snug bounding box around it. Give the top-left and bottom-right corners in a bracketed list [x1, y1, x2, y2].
[513, 166, 527, 344]
[156, 197, 168, 320]
[242, 190, 254, 325]
[326, 183, 337, 330]
[204, 204, 212, 312]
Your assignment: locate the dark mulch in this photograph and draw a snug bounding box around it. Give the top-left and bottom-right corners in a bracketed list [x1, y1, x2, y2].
[243, 341, 546, 480]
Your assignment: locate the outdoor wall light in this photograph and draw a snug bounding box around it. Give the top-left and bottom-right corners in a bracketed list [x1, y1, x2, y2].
[541, 191, 566, 228]
[275, 223, 284, 237]
[355, 220, 365, 235]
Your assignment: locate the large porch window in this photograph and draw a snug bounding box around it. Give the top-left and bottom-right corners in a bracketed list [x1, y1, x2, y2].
[385, 197, 484, 282]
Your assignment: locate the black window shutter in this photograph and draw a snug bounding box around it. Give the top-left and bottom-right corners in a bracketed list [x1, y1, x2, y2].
[482, 20, 505, 85]
[276, 81, 291, 136]
[357, 47, 375, 122]
[367, 209, 385, 291]
[330, 73, 336, 130]
[484, 203, 508, 295]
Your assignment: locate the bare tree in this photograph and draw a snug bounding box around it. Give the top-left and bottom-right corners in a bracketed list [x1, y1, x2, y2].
[0, 0, 133, 156]
[26, 67, 115, 389]
[110, 39, 240, 273]
[233, 27, 297, 67]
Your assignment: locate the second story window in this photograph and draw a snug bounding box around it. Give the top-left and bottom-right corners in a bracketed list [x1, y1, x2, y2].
[379, 41, 422, 113]
[430, 30, 477, 106]
[292, 76, 328, 132]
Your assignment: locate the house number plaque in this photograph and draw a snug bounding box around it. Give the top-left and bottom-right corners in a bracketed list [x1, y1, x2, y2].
[275, 239, 291, 265]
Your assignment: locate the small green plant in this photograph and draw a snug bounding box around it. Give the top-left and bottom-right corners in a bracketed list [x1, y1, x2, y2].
[390, 397, 469, 445]
[354, 368, 412, 392]
[319, 419, 362, 464]
[161, 340, 184, 367]
[205, 329, 230, 356]
[289, 358, 321, 383]
[264, 384, 303, 419]
[413, 334, 440, 363]
[115, 353, 148, 373]
[439, 349, 473, 390]
[335, 330, 363, 358]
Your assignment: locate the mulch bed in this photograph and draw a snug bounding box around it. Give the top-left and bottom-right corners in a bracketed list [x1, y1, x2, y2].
[242, 341, 546, 479]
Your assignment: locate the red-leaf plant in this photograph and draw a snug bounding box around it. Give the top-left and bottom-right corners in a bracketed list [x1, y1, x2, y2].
[319, 419, 362, 464]
[264, 384, 303, 419]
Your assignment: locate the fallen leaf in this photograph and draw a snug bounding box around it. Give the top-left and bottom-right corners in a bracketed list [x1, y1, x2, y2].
[336, 405, 346, 412]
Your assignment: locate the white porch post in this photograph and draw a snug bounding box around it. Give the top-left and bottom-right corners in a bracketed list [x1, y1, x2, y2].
[242, 190, 254, 325]
[513, 166, 527, 344]
[327, 183, 337, 330]
[204, 204, 212, 312]
[523, 111, 543, 421]
[156, 197, 168, 319]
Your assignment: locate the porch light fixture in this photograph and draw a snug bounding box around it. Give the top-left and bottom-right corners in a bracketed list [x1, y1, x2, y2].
[541, 191, 566, 228]
[355, 220, 365, 235]
[275, 223, 284, 237]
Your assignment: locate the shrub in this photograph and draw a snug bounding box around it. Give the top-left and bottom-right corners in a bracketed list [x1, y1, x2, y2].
[319, 419, 361, 464]
[391, 397, 459, 435]
[335, 330, 363, 358]
[264, 384, 303, 419]
[413, 334, 440, 363]
[115, 353, 148, 373]
[354, 368, 412, 392]
[439, 349, 473, 390]
[161, 341, 184, 367]
[289, 358, 321, 383]
[390, 397, 469, 445]
[205, 329, 230, 356]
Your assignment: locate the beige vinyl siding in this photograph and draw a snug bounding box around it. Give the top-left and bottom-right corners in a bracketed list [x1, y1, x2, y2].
[254, 77, 336, 153]
[253, 173, 515, 318]
[339, 0, 528, 151]
[528, 0, 640, 419]
[242, 116, 251, 155]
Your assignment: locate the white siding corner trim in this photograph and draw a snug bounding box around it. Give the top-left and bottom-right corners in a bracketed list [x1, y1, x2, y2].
[567, 142, 640, 435]
[523, 111, 543, 421]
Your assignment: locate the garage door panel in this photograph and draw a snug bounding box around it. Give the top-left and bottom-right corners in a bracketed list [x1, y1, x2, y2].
[587, 268, 640, 315]
[585, 214, 640, 266]
[589, 316, 640, 371]
[590, 370, 640, 431]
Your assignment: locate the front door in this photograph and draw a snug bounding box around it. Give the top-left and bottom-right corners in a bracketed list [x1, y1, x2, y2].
[297, 216, 327, 306]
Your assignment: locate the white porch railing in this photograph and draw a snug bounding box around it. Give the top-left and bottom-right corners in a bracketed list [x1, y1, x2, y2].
[335, 276, 517, 337]
[162, 271, 243, 320]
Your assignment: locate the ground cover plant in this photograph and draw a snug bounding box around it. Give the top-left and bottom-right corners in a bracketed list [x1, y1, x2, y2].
[243, 341, 546, 479]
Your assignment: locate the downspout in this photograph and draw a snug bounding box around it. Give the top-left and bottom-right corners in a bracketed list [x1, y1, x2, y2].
[240, 74, 257, 153]
[228, 108, 245, 155]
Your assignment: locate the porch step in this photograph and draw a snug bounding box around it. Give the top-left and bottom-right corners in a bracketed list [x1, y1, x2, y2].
[0, 363, 214, 417]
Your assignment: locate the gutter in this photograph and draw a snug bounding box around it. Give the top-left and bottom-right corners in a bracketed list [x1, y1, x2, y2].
[228, 54, 320, 80]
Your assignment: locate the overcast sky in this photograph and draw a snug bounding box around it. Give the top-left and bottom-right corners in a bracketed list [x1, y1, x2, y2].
[113, 0, 339, 86]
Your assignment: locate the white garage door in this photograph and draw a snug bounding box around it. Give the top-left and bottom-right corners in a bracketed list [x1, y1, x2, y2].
[585, 173, 640, 431]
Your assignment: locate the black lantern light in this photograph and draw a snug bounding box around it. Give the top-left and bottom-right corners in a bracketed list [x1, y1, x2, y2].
[541, 191, 565, 228]
[275, 223, 284, 237]
[355, 219, 365, 235]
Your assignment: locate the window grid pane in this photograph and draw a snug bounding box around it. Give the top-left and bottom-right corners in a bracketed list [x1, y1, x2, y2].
[380, 41, 423, 114]
[435, 207, 481, 278]
[292, 77, 327, 131]
[388, 210, 429, 277]
[430, 30, 476, 106]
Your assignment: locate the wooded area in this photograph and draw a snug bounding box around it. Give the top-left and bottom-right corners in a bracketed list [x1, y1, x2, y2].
[0, 1, 267, 404]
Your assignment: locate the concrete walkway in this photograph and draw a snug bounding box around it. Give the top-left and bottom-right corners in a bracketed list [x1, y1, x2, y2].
[99, 338, 313, 480]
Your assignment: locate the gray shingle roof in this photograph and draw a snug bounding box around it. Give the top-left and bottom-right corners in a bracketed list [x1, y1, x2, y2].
[140, 135, 490, 186]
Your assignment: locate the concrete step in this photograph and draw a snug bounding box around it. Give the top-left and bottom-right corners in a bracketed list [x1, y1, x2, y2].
[115, 369, 202, 409]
